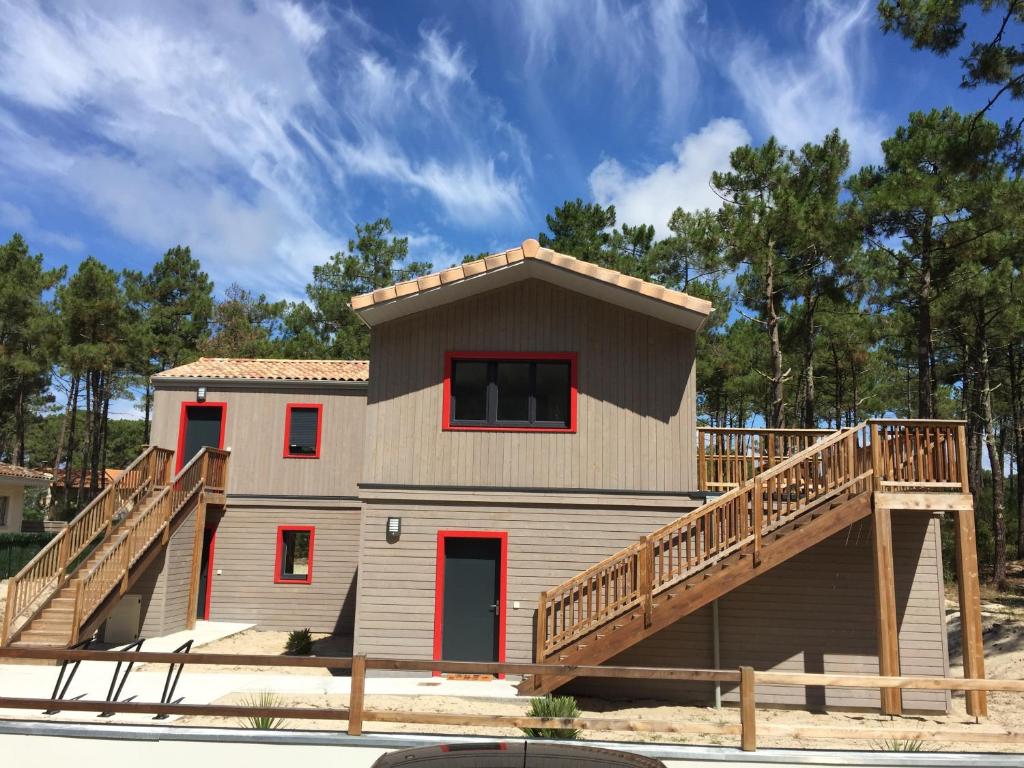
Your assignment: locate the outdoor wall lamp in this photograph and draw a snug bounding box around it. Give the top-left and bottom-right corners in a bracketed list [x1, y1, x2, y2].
[386, 517, 401, 543]
[197, 386, 207, 402]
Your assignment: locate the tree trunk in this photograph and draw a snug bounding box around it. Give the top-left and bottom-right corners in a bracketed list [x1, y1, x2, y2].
[76, 372, 92, 508]
[62, 375, 80, 514]
[143, 382, 152, 444]
[1009, 344, 1024, 557]
[14, 384, 25, 466]
[916, 224, 935, 418]
[765, 240, 785, 428]
[980, 333, 1008, 589]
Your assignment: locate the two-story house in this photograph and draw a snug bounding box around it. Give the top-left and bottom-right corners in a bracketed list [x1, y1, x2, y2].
[2, 240, 987, 718]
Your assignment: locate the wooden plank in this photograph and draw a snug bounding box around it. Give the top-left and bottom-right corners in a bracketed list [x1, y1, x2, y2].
[348, 654, 366, 736]
[363, 710, 741, 735]
[740, 665, 756, 751]
[757, 724, 1024, 744]
[954, 506, 988, 717]
[0, 696, 348, 721]
[874, 492, 972, 510]
[871, 503, 902, 715]
[185, 492, 207, 631]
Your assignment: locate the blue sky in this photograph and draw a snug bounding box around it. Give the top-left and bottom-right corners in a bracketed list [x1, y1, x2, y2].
[0, 0, 1014, 303]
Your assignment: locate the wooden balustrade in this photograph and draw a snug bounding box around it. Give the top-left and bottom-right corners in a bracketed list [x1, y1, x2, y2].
[1, 446, 174, 645]
[537, 421, 966, 660]
[697, 427, 835, 491]
[869, 419, 966, 491]
[72, 447, 219, 639]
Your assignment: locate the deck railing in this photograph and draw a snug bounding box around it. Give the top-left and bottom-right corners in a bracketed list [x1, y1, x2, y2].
[697, 427, 836, 491]
[0, 647, 1021, 752]
[1, 446, 174, 645]
[538, 420, 967, 659]
[71, 447, 228, 644]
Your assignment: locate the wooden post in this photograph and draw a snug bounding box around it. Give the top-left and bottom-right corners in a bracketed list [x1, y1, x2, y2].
[697, 434, 706, 492]
[1, 580, 17, 645]
[348, 653, 366, 736]
[186, 492, 208, 630]
[639, 537, 653, 628]
[535, 592, 548, 663]
[871, 502, 902, 715]
[740, 665, 756, 751]
[69, 580, 84, 646]
[954, 506, 988, 717]
[752, 479, 763, 567]
[870, 421, 883, 491]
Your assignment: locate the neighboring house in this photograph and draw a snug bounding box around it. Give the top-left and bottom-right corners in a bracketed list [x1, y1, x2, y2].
[0, 463, 52, 532]
[1, 239, 987, 719]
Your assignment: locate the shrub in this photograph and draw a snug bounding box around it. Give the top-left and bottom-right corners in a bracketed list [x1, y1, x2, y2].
[520, 694, 581, 739]
[285, 628, 313, 655]
[238, 691, 287, 729]
[873, 738, 929, 752]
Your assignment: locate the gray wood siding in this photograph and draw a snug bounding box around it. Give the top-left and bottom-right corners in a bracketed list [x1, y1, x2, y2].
[364, 279, 698, 492]
[205, 502, 360, 633]
[132, 506, 195, 637]
[150, 385, 366, 498]
[353, 498, 704, 661]
[355, 502, 948, 711]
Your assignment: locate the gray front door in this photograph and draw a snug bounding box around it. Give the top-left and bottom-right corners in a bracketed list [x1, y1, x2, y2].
[181, 405, 222, 468]
[441, 537, 501, 662]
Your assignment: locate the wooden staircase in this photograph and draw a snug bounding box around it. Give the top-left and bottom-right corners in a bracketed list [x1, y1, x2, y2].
[1, 446, 229, 649]
[521, 421, 970, 696]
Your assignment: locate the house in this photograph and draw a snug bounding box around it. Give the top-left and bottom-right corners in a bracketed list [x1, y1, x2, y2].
[0, 463, 52, 532]
[1, 239, 987, 719]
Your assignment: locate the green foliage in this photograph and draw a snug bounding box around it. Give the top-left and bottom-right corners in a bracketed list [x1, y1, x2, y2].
[200, 283, 287, 358]
[520, 695, 582, 739]
[0, 532, 55, 579]
[538, 198, 616, 265]
[306, 218, 431, 359]
[238, 691, 287, 729]
[285, 628, 313, 655]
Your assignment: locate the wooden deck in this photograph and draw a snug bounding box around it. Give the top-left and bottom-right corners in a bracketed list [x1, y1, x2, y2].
[526, 420, 987, 716]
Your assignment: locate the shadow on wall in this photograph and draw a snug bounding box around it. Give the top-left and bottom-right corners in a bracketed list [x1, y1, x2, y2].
[366, 280, 692, 426]
[563, 515, 941, 710]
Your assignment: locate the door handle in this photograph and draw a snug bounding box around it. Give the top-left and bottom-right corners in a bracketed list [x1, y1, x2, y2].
[490, 601, 500, 616]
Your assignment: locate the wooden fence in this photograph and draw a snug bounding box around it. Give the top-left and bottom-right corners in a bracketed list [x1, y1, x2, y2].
[0, 648, 1022, 752]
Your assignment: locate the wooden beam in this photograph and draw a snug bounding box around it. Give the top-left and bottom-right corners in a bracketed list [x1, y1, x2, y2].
[871, 503, 902, 715]
[954, 506, 988, 717]
[740, 665, 756, 751]
[873, 492, 972, 511]
[348, 653, 366, 735]
[185, 491, 208, 631]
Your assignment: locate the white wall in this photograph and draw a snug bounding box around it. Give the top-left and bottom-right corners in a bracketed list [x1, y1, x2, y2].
[0, 482, 25, 532]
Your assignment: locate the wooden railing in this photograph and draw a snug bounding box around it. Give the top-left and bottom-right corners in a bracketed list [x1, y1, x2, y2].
[70, 447, 228, 644]
[697, 427, 835, 491]
[870, 419, 967, 491]
[1, 447, 174, 645]
[0, 647, 1021, 751]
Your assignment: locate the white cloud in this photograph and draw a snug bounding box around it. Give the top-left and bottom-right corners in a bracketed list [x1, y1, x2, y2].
[588, 118, 751, 235]
[515, 0, 703, 128]
[0, 0, 530, 291]
[0, 200, 84, 253]
[725, 0, 885, 166]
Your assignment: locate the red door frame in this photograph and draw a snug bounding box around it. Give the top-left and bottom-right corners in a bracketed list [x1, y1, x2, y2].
[176, 401, 227, 471]
[432, 530, 508, 677]
[199, 524, 217, 621]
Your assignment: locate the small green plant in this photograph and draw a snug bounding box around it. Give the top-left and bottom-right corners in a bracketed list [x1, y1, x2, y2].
[520, 694, 582, 739]
[285, 628, 313, 655]
[238, 691, 287, 730]
[873, 738, 928, 752]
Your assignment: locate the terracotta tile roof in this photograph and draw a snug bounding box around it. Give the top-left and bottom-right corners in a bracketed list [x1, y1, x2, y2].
[350, 238, 714, 322]
[153, 358, 370, 382]
[0, 463, 52, 483]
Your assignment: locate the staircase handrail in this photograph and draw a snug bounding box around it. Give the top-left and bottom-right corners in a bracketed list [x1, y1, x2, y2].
[1, 446, 174, 645]
[538, 425, 869, 656]
[69, 447, 227, 644]
[697, 426, 837, 491]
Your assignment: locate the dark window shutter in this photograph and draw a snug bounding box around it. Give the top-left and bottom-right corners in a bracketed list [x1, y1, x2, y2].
[288, 408, 319, 455]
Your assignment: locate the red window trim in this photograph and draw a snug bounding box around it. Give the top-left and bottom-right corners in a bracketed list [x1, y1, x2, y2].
[432, 530, 508, 678]
[283, 403, 324, 459]
[201, 524, 217, 621]
[274, 525, 316, 585]
[175, 402, 227, 471]
[441, 351, 577, 433]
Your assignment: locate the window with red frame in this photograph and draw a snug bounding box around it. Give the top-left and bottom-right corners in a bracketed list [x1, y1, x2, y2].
[274, 526, 315, 584]
[445, 354, 575, 431]
[284, 404, 322, 458]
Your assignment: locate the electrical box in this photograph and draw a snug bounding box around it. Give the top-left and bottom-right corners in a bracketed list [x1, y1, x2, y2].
[104, 594, 142, 644]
